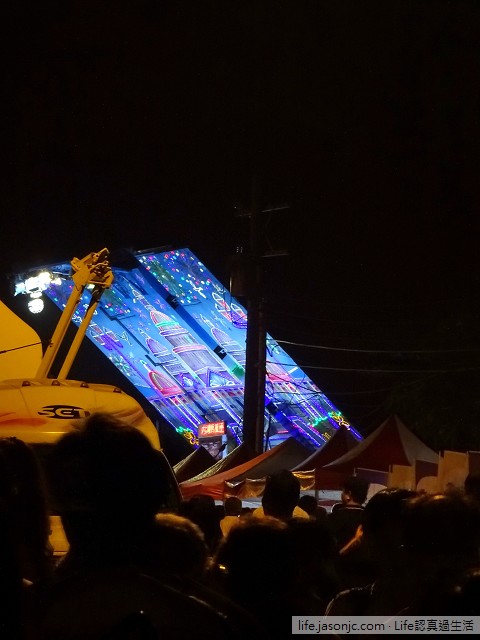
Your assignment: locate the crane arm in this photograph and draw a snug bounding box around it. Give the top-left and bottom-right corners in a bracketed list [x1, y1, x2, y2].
[36, 249, 114, 379]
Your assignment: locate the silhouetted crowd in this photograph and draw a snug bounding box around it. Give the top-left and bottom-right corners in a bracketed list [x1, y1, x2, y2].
[1, 412, 479, 639]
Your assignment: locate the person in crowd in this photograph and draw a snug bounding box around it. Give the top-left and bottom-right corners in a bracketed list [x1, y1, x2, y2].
[143, 512, 267, 640]
[0, 500, 24, 639]
[44, 412, 173, 574]
[220, 496, 242, 537]
[213, 516, 296, 637]
[145, 513, 209, 583]
[326, 488, 418, 614]
[252, 470, 309, 520]
[327, 476, 369, 550]
[298, 494, 327, 521]
[287, 517, 340, 615]
[180, 494, 223, 554]
[400, 492, 480, 614]
[215, 502, 226, 525]
[29, 413, 247, 639]
[0, 437, 52, 584]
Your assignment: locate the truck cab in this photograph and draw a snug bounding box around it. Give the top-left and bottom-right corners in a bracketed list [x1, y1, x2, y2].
[0, 377, 181, 555]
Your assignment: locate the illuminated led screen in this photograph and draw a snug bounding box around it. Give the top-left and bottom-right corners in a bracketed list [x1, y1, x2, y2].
[42, 248, 361, 450]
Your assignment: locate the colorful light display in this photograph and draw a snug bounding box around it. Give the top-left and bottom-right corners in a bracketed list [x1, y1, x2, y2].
[41, 248, 361, 450]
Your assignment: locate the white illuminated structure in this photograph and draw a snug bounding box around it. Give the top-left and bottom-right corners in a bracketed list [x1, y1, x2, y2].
[15, 271, 62, 297]
[14, 271, 64, 314]
[27, 297, 44, 314]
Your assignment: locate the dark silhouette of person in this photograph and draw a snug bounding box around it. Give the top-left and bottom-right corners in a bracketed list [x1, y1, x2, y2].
[400, 493, 480, 615]
[287, 517, 340, 615]
[328, 476, 369, 550]
[0, 437, 52, 583]
[145, 513, 209, 582]
[180, 494, 223, 554]
[143, 512, 267, 640]
[261, 470, 302, 521]
[298, 494, 327, 521]
[220, 496, 242, 537]
[326, 488, 418, 615]
[45, 412, 173, 572]
[0, 500, 24, 639]
[29, 412, 246, 639]
[213, 516, 295, 637]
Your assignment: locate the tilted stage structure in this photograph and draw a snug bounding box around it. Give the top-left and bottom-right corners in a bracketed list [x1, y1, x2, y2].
[21, 247, 361, 452]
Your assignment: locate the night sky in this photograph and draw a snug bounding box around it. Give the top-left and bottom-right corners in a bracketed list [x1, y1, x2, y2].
[3, 1, 480, 449]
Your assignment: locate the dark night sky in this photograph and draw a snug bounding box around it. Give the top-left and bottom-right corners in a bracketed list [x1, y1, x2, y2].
[3, 1, 480, 444]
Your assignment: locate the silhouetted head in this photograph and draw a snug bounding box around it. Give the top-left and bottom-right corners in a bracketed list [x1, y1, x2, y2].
[0, 437, 51, 580]
[224, 496, 242, 516]
[403, 493, 480, 586]
[181, 494, 222, 553]
[287, 517, 339, 603]
[341, 476, 369, 506]
[298, 494, 318, 517]
[214, 517, 296, 636]
[49, 412, 171, 546]
[215, 516, 293, 598]
[362, 487, 417, 564]
[149, 513, 208, 580]
[363, 488, 417, 536]
[262, 470, 301, 520]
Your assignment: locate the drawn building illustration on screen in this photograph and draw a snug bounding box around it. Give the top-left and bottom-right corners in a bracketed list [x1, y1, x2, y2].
[41, 247, 361, 450]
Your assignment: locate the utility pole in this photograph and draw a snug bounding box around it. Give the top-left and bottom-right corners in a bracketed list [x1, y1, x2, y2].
[233, 180, 289, 456]
[241, 177, 266, 456]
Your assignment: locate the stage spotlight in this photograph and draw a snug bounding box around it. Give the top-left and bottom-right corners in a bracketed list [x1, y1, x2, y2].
[27, 296, 44, 314]
[14, 270, 61, 297]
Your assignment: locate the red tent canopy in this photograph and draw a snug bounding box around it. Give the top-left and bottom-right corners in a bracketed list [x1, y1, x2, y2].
[323, 415, 438, 477]
[292, 427, 360, 471]
[180, 437, 311, 500]
[185, 442, 255, 484]
[173, 447, 216, 483]
[291, 426, 361, 490]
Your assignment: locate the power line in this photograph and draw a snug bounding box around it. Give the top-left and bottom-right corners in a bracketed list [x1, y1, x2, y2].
[274, 339, 480, 355]
[288, 380, 391, 397]
[277, 371, 446, 396]
[323, 372, 446, 395]
[266, 360, 480, 374]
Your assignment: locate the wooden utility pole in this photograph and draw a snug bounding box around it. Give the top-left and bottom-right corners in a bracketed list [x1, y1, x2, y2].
[232, 176, 289, 456]
[242, 177, 267, 456]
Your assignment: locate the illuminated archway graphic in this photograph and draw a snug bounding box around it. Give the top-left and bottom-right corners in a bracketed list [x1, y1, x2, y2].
[41, 248, 362, 450]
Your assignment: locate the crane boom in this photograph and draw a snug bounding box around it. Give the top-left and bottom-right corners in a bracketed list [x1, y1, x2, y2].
[36, 248, 113, 379]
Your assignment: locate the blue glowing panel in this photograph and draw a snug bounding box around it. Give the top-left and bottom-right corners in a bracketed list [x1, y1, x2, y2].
[43, 248, 361, 449]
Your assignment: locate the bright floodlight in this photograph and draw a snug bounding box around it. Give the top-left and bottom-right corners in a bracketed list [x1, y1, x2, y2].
[27, 297, 44, 314]
[20, 271, 55, 296]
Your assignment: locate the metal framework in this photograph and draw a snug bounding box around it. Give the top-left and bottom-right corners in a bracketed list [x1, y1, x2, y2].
[36, 249, 113, 379]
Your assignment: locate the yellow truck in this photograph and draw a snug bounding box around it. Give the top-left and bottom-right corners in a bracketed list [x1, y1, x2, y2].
[0, 249, 181, 555]
[0, 377, 178, 555]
